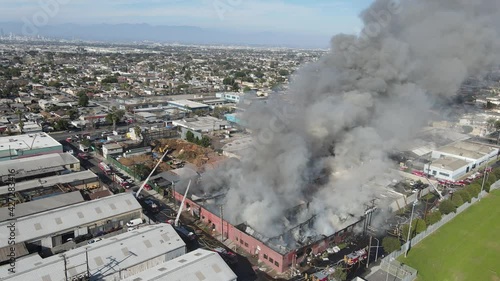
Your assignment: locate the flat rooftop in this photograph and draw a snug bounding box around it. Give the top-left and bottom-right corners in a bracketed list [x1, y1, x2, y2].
[221, 135, 253, 157]
[173, 116, 230, 132]
[0, 170, 99, 196]
[0, 193, 142, 248]
[437, 141, 498, 160]
[0, 224, 186, 280]
[122, 249, 237, 281]
[429, 157, 469, 171]
[0, 191, 84, 222]
[0, 132, 61, 152]
[0, 152, 79, 177]
[169, 99, 209, 109]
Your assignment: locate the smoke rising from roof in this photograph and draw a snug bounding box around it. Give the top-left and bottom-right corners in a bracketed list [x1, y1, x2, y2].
[199, 0, 500, 238]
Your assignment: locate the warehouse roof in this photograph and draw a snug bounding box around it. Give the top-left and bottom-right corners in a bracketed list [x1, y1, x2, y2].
[0, 152, 78, 177]
[0, 193, 142, 248]
[0, 191, 84, 222]
[169, 99, 209, 110]
[0, 224, 186, 280]
[0, 132, 61, 152]
[172, 116, 229, 132]
[122, 249, 237, 281]
[436, 141, 498, 160]
[429, 157, 469, 171]
[0, 170, 98, 196]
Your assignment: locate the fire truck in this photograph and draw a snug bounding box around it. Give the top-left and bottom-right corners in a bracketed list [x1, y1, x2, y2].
[98, 162, 111, 175]
[344, 248, 368, 266]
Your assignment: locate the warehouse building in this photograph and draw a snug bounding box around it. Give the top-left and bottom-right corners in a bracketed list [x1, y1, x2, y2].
[0, 193, 142, 257]
[0, 191, 84, 222]
[0, 152, 80, 184]
[122, 248, 237, 281]
[425, 140, 499, 180]
[0, 224, 186, 280]
[168, 99, 210, 112]
[0, 170, 99, 205]
[431, 141, 498, 167]
[423, 157, 470, 181]
[172, 116, 230, 133]
[0, 132, 62, 161]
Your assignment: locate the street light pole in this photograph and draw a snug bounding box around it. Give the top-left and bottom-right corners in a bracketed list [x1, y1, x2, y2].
[479, 169, 489, 201]
[405, 200, 418, 258]
[373, 237, 380, 262]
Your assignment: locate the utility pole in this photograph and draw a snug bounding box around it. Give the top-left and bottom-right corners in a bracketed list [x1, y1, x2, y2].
[85, 247, 90, 279]
[405, 200, 418, 257]
[62, 254, 68, 281]
[366, 235, 372, 268]
[220, 205, 224, 242]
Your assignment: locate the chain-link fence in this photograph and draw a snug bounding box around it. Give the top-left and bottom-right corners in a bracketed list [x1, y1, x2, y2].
[380, 181, 500, 281]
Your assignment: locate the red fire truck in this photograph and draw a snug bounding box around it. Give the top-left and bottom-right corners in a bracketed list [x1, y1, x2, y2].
[98, 162, 111, 175]
[344, 248, 368, 266]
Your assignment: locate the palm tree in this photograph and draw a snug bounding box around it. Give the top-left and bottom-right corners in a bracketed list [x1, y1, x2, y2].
[16, 109, 24, 134]
[105, 107, 125, 132]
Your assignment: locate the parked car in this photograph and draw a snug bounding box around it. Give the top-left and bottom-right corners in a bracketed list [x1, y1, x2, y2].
[87, 238, 103, 244]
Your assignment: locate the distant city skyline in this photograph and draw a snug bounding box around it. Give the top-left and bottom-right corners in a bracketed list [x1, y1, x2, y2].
[1, 0, 373, 39]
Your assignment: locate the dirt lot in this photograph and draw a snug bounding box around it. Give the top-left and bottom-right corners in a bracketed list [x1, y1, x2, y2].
[118, 138, 226, 172]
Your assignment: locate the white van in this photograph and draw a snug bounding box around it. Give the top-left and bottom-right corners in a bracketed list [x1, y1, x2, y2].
[126, 218, 143, 227]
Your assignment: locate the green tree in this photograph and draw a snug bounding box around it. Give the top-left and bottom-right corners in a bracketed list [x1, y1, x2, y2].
[105, 107, 125, 131]
[468, 183, 482, 198]
[223, 77, 235, 85]
[425, 210, 442, 225]
[54, 119, 69, 131]
[243, 86, 251, 92]
[67, 109, 79, 120]
[451, 193, 464, 207]
[278, 69, 289, 76]
[382, 237, 401, 253]
[134, 126, 142, 139]
[185, 131, 195, 143]
[329, 266, 347, 281]
[402, 218, 427, 241]
[456, 189, 471, 203]
[80, 138, 91, 147]
[201, 136, 211, 148]
[78, 92, 89, 107]
[134, 164, 151, 180]
[439, 199, 455, 214]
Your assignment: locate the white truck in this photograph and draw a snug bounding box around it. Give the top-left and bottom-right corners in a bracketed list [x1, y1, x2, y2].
[126, 218, 143, 227]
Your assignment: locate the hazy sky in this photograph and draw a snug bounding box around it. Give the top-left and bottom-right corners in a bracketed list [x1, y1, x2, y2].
[2, 0, 373, 36]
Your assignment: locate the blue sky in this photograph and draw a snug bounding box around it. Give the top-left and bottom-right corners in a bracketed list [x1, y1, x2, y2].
[2, 0, 373, 36]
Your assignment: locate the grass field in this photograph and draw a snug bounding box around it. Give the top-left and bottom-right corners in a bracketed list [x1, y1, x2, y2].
[399, 190, 500, 281]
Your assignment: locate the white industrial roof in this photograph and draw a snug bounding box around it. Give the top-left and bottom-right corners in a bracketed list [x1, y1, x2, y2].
[0, 132, 61, 151]
[0, 224, 186, 280]
[0, 170, 98, 196]
[169, 99, 209, 109]
[0, 152, 79, 177]
[122, 249, 237, 281]
[173, 116, 229, 132]
[0, 193, 142, 248]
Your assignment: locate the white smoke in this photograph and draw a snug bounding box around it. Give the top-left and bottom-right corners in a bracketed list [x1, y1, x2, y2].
[198, 0, 500, 239]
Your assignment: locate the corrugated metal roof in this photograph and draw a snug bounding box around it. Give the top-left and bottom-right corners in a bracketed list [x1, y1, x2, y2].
[121, 249, 237, 281]
[0, 224, 186, 280]
[0, 191, 84, 222]
[0, 170, 98, 195]
[0, 153, 80, 178]
[0, 193, 142, 249]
